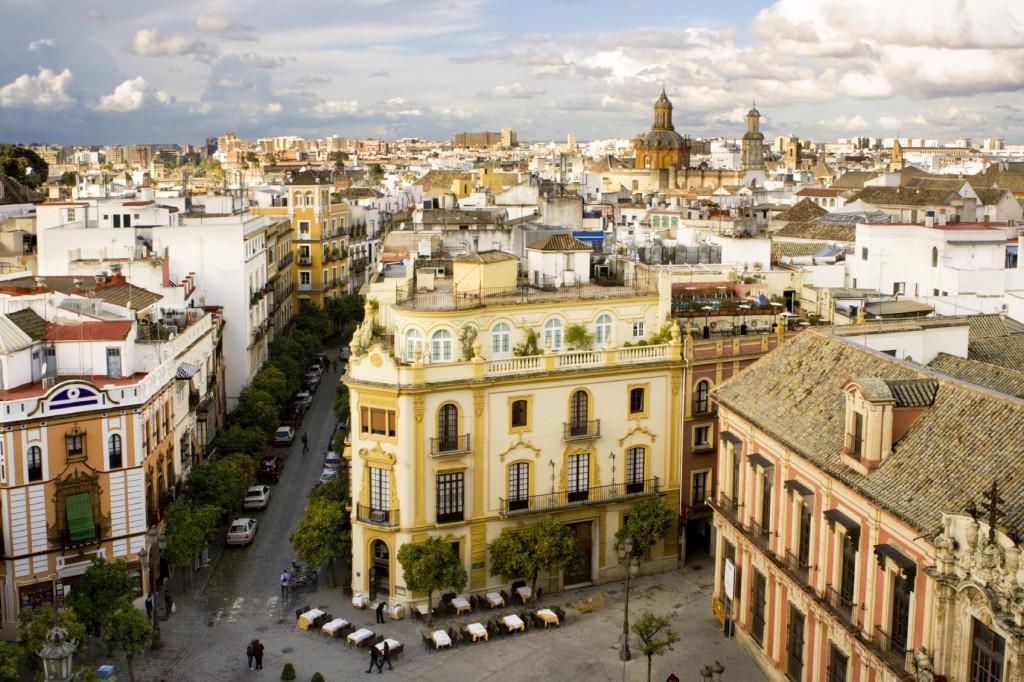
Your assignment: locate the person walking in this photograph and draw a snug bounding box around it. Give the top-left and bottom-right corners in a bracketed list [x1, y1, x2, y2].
[301, 433, 309, 454]
[246, 640, 256, 670]
[144, 593, 154, 621]
[378, 641, 393, 672]
[280, 570, 290, 601]
[253, 639, 264, 670]
[365, 646, 380, 674]
[375, 600, 386, 624]
[164, 591, 174, 617]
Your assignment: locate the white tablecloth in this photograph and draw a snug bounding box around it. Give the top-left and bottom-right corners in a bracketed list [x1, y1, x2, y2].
[302, 608, 324, 620]
[321, 618, 349, 635]
[432, 630, 452, 648]
[375, 638, 401, 653]
[485, 592, 504, 607]
[452, 597, 471, 613]
[502, 614, 525, 631]
[352, 594, 369, 608]
[348, 627, 374, 645]
[516, 586, 532, 601]
[467, 623, 488, 641]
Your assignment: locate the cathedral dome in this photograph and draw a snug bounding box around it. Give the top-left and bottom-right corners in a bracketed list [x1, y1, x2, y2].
[641, 129, 687, 150]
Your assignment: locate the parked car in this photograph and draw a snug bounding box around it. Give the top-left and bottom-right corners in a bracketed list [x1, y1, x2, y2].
[318, 468, 338, 485]
[273, 426, 296, 446]
[294, 392, 313, 409]
[257, 455, 284, 483]
[309, 363, 324, 378]
[281, 406, 302, 428]
[315, 352, 329, 370]
[243, 485, 271, 510]
[323, 450, 342, 469]
[303, 372, 321, 390]
[226, 518, 258, 546]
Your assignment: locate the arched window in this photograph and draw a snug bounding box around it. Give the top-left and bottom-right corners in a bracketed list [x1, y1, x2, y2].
[931, 246, 939, 268]
[543, 319, 562, 351]
[108, 434, 123, 469]
[569, 390, 589, 436]
[405, 329, 423, 360]
[437, 403, 459, 452]
[693, 380, 710, 414]
[595, 314, 612, 347]
[431, 329, 453, 362]
[491, 322, 511, 357]
[27, 445, 42, 482]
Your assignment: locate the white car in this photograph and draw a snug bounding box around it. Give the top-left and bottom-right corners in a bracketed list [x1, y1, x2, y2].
[226, 518, 258, 546]
[273, 426, 296, 446]
[319, 468, 338, 485]
[323, 450, 342, 469]
[243, 485, 271, 510]
[294, 392, 313, 409]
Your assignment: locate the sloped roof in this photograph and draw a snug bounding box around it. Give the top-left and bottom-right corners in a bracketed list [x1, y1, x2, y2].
[527, 234, 591, 251]
[965, 314, 1024, 342]
[774, 221, 855, 242]
[7, 308, 45, 341]
[851, 186, 960, 207]
[713, 330, 1024, 533]
[967, 336, 1024, 371]
[928, 353, 1024, 397]
[0, 277, 163, 311]
[830, 171, 877, 191]
[0, 316, 33, 352]
[453, 250, 517, 264]
[46, 320, 132, 341]
[771, 242, 822, 260]
[773, 198, 828, 223]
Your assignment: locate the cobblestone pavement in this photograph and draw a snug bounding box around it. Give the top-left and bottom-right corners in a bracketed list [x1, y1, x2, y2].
[85, 345, 764, 682]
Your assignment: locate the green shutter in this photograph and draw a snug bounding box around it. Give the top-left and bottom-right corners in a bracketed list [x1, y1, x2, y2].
[66, 493, 95, 542]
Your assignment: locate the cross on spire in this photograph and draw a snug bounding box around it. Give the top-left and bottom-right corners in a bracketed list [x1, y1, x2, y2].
[981, 479, 1006, 543]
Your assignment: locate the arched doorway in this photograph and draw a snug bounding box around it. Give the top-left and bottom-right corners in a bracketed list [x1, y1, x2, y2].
[369, 539, 389, 600]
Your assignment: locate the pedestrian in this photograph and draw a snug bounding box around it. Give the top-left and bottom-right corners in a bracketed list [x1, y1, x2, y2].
[280, 569, 290, 601]
[365, 646, 379, 674]
[378, 640, 393, 672]
[253, 639, 264, 670]
[164, 590, 174, 617]
[246, 640, 256, 670]
[375, 600, 386, 624]
[144, 593, 154, 621]
[302, 433, 309, 454]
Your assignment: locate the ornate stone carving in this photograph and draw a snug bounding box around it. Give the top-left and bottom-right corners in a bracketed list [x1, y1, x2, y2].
[413, 396, 424, 423]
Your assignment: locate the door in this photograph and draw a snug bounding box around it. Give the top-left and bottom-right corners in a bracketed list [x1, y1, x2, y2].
[567, 454, 589, 502]
[106, 347, 122, 378]
[31, 348, 41, 382]
[569, 391, 588, 437]
[563, 521, 592, 587]
[370, 540, 389, 600]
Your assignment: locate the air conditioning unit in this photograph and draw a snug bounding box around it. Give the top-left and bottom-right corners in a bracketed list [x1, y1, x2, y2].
[370, 510, 386, 523]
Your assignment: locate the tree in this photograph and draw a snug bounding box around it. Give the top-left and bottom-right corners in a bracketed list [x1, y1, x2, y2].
[631, 611, 680, 682]
[181, 457, 249, 515]
[58, 170, 78, 186]
[163, 500, 219, 587]
[290, 499, 350, 586]
[252, 367, 290, 407]
[368, 163, 384, 185]
[66, 558, 134, 635]
[564, 323, 595, 350]
[101, 600, 154, 682]
[616, 497, 675, 561]
[334, 383, 349, 424]
[216, 424, 267, 459]
[18, 606, 85, 669]
[489, 517, 581, 594]
[0, 640, 18, 681]
[397, 536, 467, 622]
[0, 145, 48, 188]
[236, 387, 279, 434]
[308, 476, 346, 505]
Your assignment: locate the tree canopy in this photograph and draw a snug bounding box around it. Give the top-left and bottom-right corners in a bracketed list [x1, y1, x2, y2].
[17, 606, 85, 671]
[632, 611, 680, 682]
[235, 386, 279, 435]
[180, 455, 250, 515]
[489, 517, 581, 593]
[65, 558, 134, 635]
[102, 600, 154, 682]
[0, 145, 48, 188]
[163, 500, 220, 571]
[617, 497, 675, 560]
[397, 536, 466, 622]
[290, 499, 350, 586]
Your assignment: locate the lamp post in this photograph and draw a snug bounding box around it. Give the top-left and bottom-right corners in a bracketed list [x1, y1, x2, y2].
[738, 304, 750, 335]
[701, 305, 713, 339]
[616, 536, 639, 662]
[39, 624, 76, 682]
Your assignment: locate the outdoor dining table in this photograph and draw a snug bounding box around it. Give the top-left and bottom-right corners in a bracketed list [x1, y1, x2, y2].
[502, 614, 525, 633]
[536, 608, 559, 628]
[296, 608, 324, 630]
[484, 592, 504, 608]
[467, 622, 489, 642]
[347, 627, 374, 647]
[352, 593, 369, 609]
[431, 629, 452, 649]
[321, 618, 349, 637]
[515, 586, 532, 603]
[375, 638, 403, 656]
[452, 597, 472, 615]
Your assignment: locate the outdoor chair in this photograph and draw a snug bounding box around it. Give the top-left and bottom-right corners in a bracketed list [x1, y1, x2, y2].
[553, 606, 566, 623]
[294, 608, 304, 621]
[486, 619, 501, 637]
[469, 595, 479, 610]
[510, 580, 526, 592]
[447, 625, 460, 648]
[500, 589, 510, 605]
[536, 587, 543, 602]
[420, 631, 433, 652]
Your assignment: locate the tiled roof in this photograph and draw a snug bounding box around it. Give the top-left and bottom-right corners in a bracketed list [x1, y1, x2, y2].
[830, 171, 877, 190]
[7, 308, 46, 341]
[527, 234, 591, 251]
[774, 221, 855, 242]
[453, 250, 517, 264]
[966, 314, 1024, 341]
[771, 242, 822, 259]
[851, 186, 959, 207]
[885, 378, 938, 407]
[46, 320, 132, 341]
[0, 277, 163, 311]
[967, 336, 1024, 371]
[712, 331, 1024, 533]
[928, 353, 1024, 397]
[772, 198, 827, 223]
[973, 188, 1014, 205]
[796, 187, 844, 197]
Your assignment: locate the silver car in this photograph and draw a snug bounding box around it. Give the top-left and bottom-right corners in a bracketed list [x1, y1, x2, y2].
[226, 518, 258, 546]
[243, 485, 271, 510]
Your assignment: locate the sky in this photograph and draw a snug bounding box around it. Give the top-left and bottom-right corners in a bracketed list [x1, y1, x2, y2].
[2, 0, 1024, 145]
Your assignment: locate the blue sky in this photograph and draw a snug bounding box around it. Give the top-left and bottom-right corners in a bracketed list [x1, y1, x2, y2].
[1, 0, 1022, 145]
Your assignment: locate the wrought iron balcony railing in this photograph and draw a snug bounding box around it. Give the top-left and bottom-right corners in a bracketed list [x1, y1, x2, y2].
[499, 477, 658, 517]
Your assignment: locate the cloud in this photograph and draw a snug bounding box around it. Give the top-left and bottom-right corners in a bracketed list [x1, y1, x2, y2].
[95, 77, 172, 112]
[131, 28, 219, 62]
[28, 38, 55, 51]
[294, 75, 330, 86]
[877, 115, 902, 129]
[368, 70, 390, 79]
[195, 13, 255, 40]
[479, 82, 546, 100]
[265, 102, 282, 113]
[214, 77, 255, 90]
[312, 100, 361, 117]
[79, 9, 105, 21]
[235, 53, 286, 69]
[821, 114, 869, 132]
[0, 67, 74, 109]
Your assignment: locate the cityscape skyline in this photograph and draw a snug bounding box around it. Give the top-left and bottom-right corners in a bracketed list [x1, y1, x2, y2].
[2, 0, 1023, 145]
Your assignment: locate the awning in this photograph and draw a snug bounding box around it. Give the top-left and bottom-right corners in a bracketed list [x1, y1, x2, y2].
[747, 453, 773, 469]
[66, 493, 95, 543]
[175, 361, 201, 380]
[874, 544, 917, 585]
[824, 509, 860, 543]
[784, 479, 814, 498]
[720, 431, 742, 447]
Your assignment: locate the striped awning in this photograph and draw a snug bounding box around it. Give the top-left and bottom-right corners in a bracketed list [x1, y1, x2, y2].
[175, 362, 201, 380]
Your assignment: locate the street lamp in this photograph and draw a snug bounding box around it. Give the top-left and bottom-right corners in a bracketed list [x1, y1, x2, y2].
[701, 305, 713, 339]
[39, 624, 76, 682]
[738, 304, 750, 335]
[616, 536, 640, 662]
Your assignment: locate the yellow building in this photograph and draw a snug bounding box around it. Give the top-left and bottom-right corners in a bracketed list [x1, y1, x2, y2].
[263, 217, 296, 337]
[253, 170, 350, 307]
[345, 250, 683, 606]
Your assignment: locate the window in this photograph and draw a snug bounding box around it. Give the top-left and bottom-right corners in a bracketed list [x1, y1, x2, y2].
[568, 390, 589, 437]
[839, 532, 857, 614]
[108, 434, 123, 469]
[730, 447, 741, 503]
[66, 432, 84, 460]
[787, 605, 805, 681]
[971, 618, 1005, 682]
[508, 462, 529, 511]
[694, 425, 711, 448]
[890, 574, 911, 654]
[931, 246, 939, 268]
[797, 502, 812, 573]
[436, 472, 464, 523]
[300, 271, 311, 285]
[543, 319, 562, 351]
[405, 329, 423, 360]
[567, 453, 589, 502]
[65, 492, 96, 543]
[828, 645, 849, 682]
[370, 467, 389, 511]
[491, 322, 511, 357]
[629, 387, 645, 415]
[933, 288, 940, 297]
[751, 570, 766, 646]
[892, 282, 905, 295]
[438, 404, 459, 451]
[861, 247, 869, 260]
[360, 406, 396, 437]
[27, 445, 42, 482]
[511, 399, 528, 429]
[626, 447, 645, 494]
[632, 321, 645, 338]
[430, 329, 453, 362]
[595, 314, 612, 346]
[693, 380, 710, 414]
[760, 472, 773, 529]
[691, 470, 708, 505]
[298, 220, 310, 236]
[851, 411, 864, 458]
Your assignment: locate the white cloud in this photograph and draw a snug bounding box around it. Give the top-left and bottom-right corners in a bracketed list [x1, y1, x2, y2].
[265, 102, 282, 113]
[312, 100, 361, 117]
[131, 28, 218, 61]
[28, 38, 55, 51]
[196, 13, 255, 40]
[821, 114, 869, 132]
[215, 77, 254, 90]
[479, 82, 546, 100]
[95, 77, 172, 112]
[878, 115, 902, 130]
[235, 53, 286, 69]
[0, 67, 73, 109]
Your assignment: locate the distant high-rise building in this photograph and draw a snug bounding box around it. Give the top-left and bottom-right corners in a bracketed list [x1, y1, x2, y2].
[451, 131, 517, 148]
[566, 132, 577, 152]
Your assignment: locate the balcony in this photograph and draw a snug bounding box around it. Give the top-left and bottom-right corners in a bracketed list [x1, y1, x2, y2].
[499, 476, 659, 517]
[748, 519, 771, 549]
[298, 255, 313, 266]
[356, 503, 398, 527]
[717, 493, 740, 522]
[429, 434, 471, 457]
[785, 549, 810, 583]
[278, 252, 294, 269]
[872, 626, 911, 674]
[436, 510, 464, 524]
[824, 584, 856, 626]
[563, 419, 600, 441]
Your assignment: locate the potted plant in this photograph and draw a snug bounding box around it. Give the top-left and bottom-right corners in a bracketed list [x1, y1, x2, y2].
[564, 324, 594, 350]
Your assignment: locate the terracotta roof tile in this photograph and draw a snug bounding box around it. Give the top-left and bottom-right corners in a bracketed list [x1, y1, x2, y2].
[928, 353, 1024, 397]
[46, 320, 132, 341]
[527, 234, 590, 251]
